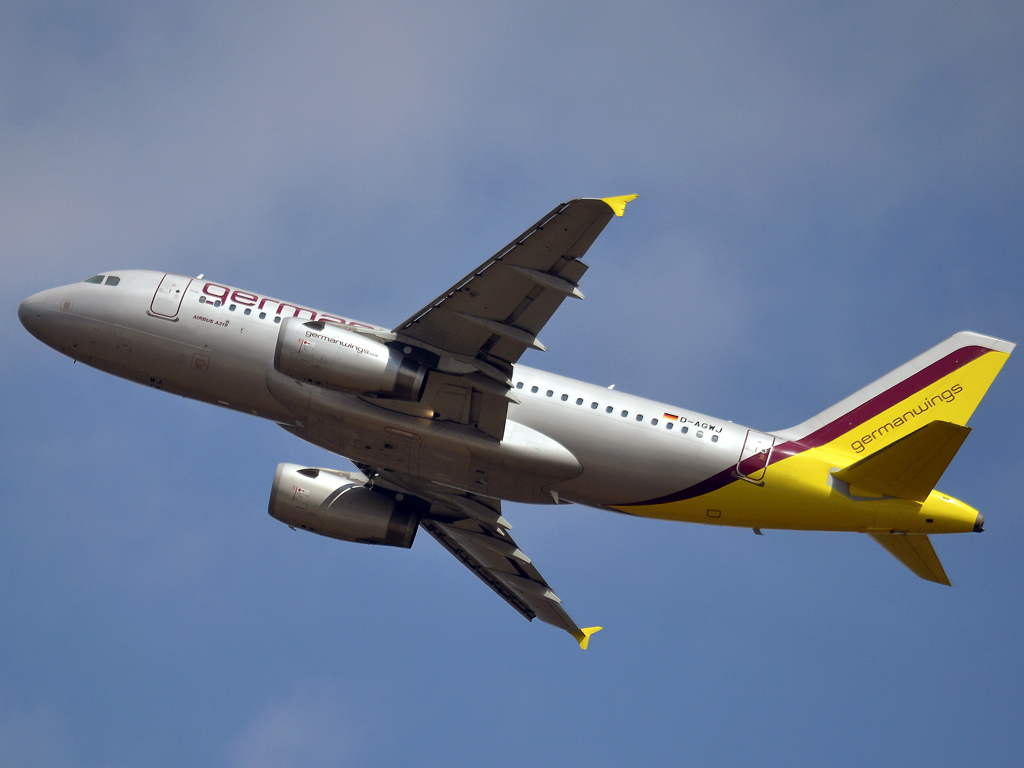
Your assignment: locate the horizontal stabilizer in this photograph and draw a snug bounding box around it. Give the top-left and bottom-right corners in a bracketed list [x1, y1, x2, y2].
[870, 533, 951, 586]
[832, 420, 971, 501]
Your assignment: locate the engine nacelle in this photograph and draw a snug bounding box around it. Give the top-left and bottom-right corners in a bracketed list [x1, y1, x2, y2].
[268, 463, 422, 548]
[274, 318, 427, 401]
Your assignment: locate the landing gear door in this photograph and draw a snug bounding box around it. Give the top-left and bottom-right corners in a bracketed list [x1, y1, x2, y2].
[150, 274, 192, 319]
[736, 430, 775, 483]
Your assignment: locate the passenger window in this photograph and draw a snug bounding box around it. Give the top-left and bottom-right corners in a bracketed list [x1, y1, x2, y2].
[560, 394, 568, 401]
[696, 430, 704, 438]
[666, 422, 673, 430]
[591, 402, 598, 409]
[636, 415, 643, 422]
[605, 406, 613, 413]
[621, 410, 628, 417]
[104, 276, 120, 286]
[531, 386, 539, 393]
[651, 418, 659, 425]
[576, 398, 583, 405]
[516, 382, 523, 389]
[229, 304, 236, 311]
[711, 435, 719, 442]
[199, 296, 207, 303]
[244, 308, 251, 315]
[546, 390, 553, 397]
[259, 312, 267, 319]
[274, 316, 281, 323]
[681, 426, 689, 434]
[214, 300, 221, 307]
[84, 275, 104, 284]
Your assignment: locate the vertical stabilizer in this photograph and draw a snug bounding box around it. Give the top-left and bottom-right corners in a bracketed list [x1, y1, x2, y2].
[776, 332, 1014, 463]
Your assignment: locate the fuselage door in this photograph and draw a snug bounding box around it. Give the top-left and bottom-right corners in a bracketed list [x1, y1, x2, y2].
[150, 274, 192, 318]
[736, 430, 775, 483]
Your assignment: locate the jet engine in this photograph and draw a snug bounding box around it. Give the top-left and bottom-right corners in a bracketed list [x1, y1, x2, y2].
[274, 318, 427, 401]
[268, 463, 422, 548]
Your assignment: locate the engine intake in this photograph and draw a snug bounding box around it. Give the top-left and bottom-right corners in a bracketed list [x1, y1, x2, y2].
[274, 318, 427, 401]
[268, 463, 422, 548]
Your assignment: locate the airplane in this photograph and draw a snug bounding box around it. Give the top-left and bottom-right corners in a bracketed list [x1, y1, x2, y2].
[18, 195, 1015, 648]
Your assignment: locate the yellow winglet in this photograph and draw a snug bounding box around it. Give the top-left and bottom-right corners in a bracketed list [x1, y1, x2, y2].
[601, 194, 639, 217]
[574, 626, 603, 650]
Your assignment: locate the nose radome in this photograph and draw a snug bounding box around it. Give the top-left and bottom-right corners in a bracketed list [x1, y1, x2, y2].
[974, 513, 985, 533]
[18, 291, 48, 337]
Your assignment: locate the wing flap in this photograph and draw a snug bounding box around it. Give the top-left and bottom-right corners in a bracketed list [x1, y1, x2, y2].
[420, 519, 536, 620]
[832, 420, 971, 501]
[869, 533, 951, 586]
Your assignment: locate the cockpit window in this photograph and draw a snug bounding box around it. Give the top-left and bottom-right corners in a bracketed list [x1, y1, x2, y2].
[84, 275, 104, 284]
[104, 276, 120, 286]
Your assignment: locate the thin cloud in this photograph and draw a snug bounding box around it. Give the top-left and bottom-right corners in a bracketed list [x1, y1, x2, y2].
[225, 686, 364, 768]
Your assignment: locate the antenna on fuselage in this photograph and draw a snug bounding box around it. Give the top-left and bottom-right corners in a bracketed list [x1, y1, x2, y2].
[196, 273, 204, 279]
[607, 384, 615, 389]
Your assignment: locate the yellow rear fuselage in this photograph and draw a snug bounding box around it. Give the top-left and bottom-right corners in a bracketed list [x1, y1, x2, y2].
[619, 447, 980, 534]
[614, 345, 1010, 535]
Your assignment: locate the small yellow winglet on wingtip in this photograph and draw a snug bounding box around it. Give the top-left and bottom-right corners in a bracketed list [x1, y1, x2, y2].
[575, 626, 603, 650]
[601, 194, 639, 217]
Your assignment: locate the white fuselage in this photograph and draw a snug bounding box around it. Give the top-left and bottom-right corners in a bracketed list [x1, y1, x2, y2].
[20, 270, 749, 509]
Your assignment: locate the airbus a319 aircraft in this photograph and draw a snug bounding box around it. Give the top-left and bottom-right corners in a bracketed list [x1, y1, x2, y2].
[19, 196, 1015, 647]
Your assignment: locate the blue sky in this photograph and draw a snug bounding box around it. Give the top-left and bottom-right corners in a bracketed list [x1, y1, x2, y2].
[3, 2, 1023, 766]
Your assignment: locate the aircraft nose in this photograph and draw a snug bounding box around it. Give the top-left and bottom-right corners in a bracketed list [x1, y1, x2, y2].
[974, 513, 985, 533]
[18, 287, 67, 345]
[18, 291, 48, 337]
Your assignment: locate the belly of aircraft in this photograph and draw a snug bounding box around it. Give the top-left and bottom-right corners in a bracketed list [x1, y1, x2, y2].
[265, 368, 584, 505]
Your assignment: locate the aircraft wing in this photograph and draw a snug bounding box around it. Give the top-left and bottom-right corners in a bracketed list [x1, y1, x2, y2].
[369, 468, 601, 648]
[385, 196, 635, 441]
[394, 196, 636, 378]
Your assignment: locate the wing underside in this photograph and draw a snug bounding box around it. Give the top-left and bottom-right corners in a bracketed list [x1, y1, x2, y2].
[379, 197, 634, 442]
[394, 198, 629, 367]
[368, 467, 600, 647]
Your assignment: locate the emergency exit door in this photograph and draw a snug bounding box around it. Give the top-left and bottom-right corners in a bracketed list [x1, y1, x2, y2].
[736, 430, 775, 483]
[150, 274, 192, 318]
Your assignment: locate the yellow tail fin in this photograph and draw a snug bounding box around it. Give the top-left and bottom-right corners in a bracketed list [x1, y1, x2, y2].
[776, 332, 1014, 463]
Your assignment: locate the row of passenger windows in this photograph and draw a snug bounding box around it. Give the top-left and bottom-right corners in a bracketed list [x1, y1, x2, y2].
[198, 295, 281, 322]
[84, 275, 120, 286]
[515, 381, 720, 441]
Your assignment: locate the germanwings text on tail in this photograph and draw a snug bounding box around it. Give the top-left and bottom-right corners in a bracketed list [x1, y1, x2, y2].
[19, 196, 1015, 648]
